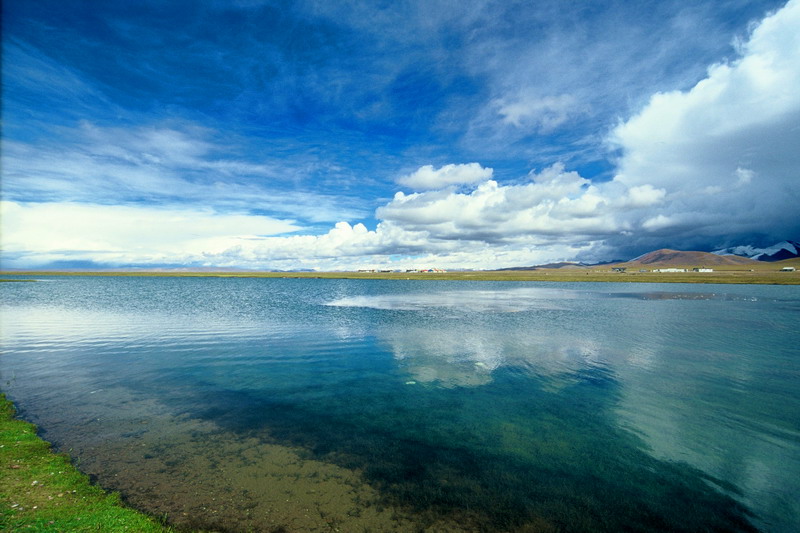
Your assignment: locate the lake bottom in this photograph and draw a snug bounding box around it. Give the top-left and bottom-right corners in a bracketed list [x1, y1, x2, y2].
[2, 277, 798, 532]
[19, 369, 758, 533]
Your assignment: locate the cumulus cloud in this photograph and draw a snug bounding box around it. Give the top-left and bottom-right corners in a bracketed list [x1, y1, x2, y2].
[227, 224, 601, 272]
[2, 1, 797, 270]
[608, 0, 800, 249]
[623, 185, 667, 208]
[382, 163, 626, 242]
[397, 163, 493, 190]
[378, 0, 800, 267]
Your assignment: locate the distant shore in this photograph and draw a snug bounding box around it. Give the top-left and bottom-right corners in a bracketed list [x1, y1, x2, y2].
[2, 269, 798, 284]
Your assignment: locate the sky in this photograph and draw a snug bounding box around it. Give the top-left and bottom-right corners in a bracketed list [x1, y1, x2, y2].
[2, 0, 798, 271]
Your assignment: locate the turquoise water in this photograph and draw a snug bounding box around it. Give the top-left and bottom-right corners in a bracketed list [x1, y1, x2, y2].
[1, 277, 798, 532]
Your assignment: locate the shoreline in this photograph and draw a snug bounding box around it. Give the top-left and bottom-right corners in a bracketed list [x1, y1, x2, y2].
[2, 269, 799, 284]
[0, 393, 177, 532]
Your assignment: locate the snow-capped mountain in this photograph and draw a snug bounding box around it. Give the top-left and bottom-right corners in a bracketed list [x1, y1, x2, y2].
[713, 240, 800, 262]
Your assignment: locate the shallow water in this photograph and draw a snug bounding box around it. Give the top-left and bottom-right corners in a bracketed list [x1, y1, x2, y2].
[1, 277, 798, 532]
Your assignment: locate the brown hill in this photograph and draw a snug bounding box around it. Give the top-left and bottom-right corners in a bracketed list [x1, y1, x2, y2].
[511, 262, 588, 271]
[499, 262, 591, 271]
[621, 249, 757, 267]
[775, 256, 800, 267]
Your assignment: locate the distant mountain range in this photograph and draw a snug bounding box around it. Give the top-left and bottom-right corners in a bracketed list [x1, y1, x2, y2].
[623, 249, 757, 267]
[506, 240, 798, 270]
[713, 240, 800, 262]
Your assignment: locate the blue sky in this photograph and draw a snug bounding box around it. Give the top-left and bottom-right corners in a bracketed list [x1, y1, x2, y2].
[2, 0, 798, 270]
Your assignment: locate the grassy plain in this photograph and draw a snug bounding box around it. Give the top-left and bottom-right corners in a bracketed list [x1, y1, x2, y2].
[2, 265, 799, 285]
[0, 393, 175, 532]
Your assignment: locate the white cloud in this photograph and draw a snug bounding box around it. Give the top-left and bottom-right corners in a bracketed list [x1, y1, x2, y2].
[495, 93, 580, 131]
[641, 214, 678, 231]
[609, 0, 800, 244]
[735, 167, 754, 186]
[456, 0, 777, 159]
[381, 164, 619, 241]
[2, 189, 609, 269]
[1, 123, 366, 223]
[3, 2, 798, 271]
[624, 185, 667, 208]
[397, 163, 493, 190]
[0, 201, 299, 267]
[378, 0, 800, 268]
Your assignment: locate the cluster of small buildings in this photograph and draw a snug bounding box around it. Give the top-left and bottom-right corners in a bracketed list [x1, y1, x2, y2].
[650, 267, 715, 272]
[357, 268, 448, 273]
[612, 267, 715, 273]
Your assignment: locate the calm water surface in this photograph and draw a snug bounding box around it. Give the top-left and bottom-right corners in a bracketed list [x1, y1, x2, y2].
[1, 277, 798, 532]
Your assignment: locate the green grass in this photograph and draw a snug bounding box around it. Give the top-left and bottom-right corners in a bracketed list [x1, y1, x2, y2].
[0, 393, 176, 532]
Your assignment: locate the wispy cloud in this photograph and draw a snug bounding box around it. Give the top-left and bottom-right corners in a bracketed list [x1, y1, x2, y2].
[494, 94, 581, 131]
[1, 0, 796, 270]
[458, 0, 786, 163]
[1, 122, 367, 223]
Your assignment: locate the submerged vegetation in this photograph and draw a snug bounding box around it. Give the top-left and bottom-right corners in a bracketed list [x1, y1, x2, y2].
[1, 274, 793, 531]
[199, 369, 759, 532]
[0, 393, 173, 532]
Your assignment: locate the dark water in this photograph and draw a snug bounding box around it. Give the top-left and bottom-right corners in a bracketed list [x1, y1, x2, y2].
[1, 277, 798, 532]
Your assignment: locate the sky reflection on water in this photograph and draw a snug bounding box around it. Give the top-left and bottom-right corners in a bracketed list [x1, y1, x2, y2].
[1, 277, 798, 531]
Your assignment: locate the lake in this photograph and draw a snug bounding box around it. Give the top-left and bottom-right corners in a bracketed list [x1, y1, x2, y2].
[1, 276, 798, 532]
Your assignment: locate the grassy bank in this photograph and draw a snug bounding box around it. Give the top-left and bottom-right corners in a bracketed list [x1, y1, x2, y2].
[2, 268, 799, 284]
[0, 393, 175, 532]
